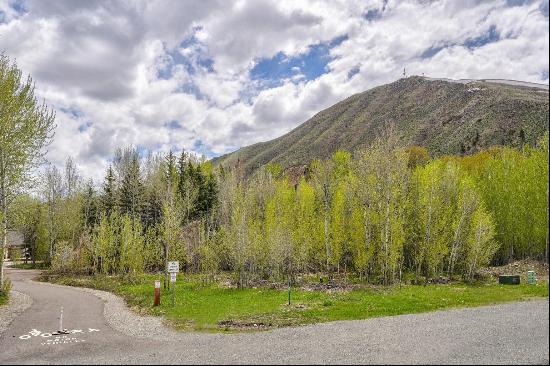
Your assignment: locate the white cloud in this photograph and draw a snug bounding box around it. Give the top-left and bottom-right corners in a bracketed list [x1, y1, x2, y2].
[0, 0, 547, 181]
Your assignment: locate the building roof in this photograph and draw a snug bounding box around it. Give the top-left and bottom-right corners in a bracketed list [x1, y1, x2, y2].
[6, 231, 24, 247]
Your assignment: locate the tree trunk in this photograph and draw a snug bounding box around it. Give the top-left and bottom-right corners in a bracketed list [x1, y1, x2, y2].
[31, 235, 36, 269]
[163, 241, 169, 290]
[0, 151, 7, 291]
[363, 204, 370, 254]
[383, 183, 391, 285]
[323, 188, 331, 272]
[545, 180, 549, 263]
[48, 199, 54, 265]
[423, 180, 435, 283]
[448, 208, 466, 278]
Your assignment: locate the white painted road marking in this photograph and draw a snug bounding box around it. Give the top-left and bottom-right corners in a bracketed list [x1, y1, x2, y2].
[41, 335, 86, 346]
[18, 328, 100, 344]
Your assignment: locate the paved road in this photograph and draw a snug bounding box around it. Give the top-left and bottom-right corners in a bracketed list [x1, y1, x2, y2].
[1, 268, 548, 364]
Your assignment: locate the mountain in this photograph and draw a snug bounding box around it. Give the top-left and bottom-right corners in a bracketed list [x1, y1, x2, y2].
[213, 76, 549, 174]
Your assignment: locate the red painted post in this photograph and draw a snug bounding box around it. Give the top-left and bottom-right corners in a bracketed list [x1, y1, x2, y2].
[154, 280, 161, 306]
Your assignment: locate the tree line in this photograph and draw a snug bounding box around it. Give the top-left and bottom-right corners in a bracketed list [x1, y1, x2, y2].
[2, 52, 547, 291]
[10, 129, 548, 286]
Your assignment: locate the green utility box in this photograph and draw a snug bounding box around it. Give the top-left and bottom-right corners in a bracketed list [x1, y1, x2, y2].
[527, 271, 536, 284]
[499, 275, 520, 285]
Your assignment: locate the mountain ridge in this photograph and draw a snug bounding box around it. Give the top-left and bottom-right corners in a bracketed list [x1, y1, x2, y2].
[213, 76, 549, 173]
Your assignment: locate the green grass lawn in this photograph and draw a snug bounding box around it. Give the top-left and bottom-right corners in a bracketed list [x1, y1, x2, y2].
[41, 273, 549, 332]
[10, 262, 49, 270]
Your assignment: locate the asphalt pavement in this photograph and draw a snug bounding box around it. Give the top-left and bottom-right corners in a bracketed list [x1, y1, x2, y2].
[0, 268, 548, 364]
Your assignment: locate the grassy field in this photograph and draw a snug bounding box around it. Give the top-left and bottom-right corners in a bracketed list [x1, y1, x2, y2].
[41, 273, 549, 332]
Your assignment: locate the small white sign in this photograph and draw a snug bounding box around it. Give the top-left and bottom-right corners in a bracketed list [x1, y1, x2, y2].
[155, 280, 161, 289]
[168, 261, 179, 273]
[170, 272, 177, 283]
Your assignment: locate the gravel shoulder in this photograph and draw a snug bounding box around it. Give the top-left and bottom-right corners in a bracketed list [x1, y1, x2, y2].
[37, 280, 181, 339]
[0, 291, 33, 337]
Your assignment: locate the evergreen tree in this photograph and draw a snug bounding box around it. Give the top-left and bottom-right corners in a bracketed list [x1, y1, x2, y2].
[142, 153, 163, 229]
[165, 150, 178, 193]
[82, 179, 99, 229]
[119, 156, 143, 219]
[102, 166, 117, 217]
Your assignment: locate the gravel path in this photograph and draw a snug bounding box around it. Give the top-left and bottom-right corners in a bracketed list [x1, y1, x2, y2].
[55, 284, 180, 339]
[0, 291, 33, 337]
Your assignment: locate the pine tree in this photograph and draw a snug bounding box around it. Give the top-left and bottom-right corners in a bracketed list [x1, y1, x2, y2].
[102, 166, 117, 217]
[119, 156, 143, 219]
[165, 150, 178, 193]
[82, 179, 99, 229]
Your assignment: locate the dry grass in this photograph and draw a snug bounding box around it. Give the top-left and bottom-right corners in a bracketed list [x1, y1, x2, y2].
[479, 259, 549, 282]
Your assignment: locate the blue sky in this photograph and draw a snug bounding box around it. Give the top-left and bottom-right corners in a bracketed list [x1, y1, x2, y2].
[250, 35, 348, 87]
[0, 0, 548, 180]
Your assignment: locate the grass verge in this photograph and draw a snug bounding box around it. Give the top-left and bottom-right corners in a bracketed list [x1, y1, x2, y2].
[0, 278, 11, 306]
[40, 273, 549, 332]
[10, 262, 49, 270]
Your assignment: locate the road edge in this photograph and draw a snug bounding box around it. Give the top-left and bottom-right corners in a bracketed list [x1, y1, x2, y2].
[33, 280, 181, 340]
[0, 290, 33, 338]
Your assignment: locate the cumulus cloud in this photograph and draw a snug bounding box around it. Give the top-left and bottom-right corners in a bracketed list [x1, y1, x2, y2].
[0, 0, 547, 181]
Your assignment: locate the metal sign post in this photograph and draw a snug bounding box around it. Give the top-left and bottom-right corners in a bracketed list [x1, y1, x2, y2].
[154, 280, 161, 306]
[288, 278, 291, 306]
[52, 306, 69, 335]
[170, 272, 176, 306]
[167, 261, 179, 307]
[59, 306, 63, 331]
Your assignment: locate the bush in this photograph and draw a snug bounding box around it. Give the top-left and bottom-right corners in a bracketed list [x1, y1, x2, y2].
[52, 240, 75, 272]
[1, 278, 12, 296]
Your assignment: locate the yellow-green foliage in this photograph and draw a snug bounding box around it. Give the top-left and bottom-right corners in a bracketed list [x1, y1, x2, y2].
[464, 204, 499, 281]
[465, 135, 549, 262]
[27, 132, 549, 286]
[295, 179, 324, 268]
[119, 215, 144, 275]
[412, 160, 456, 279]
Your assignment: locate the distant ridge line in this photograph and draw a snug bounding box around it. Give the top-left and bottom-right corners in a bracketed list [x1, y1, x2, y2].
[423, 76, 549, 90]
[213, 76, 549, 174]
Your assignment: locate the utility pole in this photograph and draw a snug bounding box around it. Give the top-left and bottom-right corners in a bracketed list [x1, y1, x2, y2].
[403, 68, 406, 78]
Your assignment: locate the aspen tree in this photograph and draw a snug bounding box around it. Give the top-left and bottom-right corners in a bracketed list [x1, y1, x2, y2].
[0, 55, 55, 289]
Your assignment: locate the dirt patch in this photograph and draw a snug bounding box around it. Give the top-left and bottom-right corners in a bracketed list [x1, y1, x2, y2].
[300, 282, 362, 292]
[217, 320, 272, 330]
[479, 259, 549, 282]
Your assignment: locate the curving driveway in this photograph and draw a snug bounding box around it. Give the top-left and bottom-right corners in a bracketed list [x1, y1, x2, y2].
[0, 268, 548, 365]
